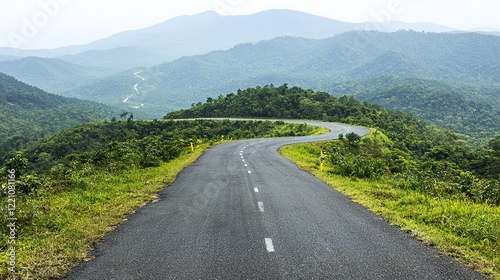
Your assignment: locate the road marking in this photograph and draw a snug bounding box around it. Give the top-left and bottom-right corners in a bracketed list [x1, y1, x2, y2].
[240, 153, 243, 155]
[254, 188, 259, 193]
[265, 238, 275, 252]
[257, 202, 264, 212]
[244, 164, 248, 167]
[247, 170, 252, 174]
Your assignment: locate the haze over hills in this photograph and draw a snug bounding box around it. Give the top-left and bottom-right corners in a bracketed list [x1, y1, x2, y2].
[0, 57, 117, 94]
[59, 30, 500, 140]
[0, 9, 485, 100]
[0, 9, 459, 70]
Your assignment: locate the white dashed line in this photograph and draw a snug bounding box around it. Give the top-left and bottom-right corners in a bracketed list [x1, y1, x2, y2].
[244, 164, 248, 167]
[241, 156, 244, 159]
[254, 188, 259, 193]
[265, 238, 275, 252]
[257, 202, 264, 212]
[247, 170, 252, 174]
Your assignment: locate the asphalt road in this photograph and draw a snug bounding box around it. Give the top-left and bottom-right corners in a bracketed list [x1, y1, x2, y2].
[65, 121, 485, 280]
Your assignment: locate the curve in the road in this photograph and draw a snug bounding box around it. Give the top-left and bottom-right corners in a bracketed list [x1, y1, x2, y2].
[64, 120, 485, 280]
[123, 71, 145, 109]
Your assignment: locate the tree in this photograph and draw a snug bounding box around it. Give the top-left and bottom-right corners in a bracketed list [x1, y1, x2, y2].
[346, 132, 361, 146]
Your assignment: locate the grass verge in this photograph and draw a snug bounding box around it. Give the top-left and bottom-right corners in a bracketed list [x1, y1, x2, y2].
[280, 142, 500, 280]
[0, 145, 208, 279]
[0, 122, 327, 279]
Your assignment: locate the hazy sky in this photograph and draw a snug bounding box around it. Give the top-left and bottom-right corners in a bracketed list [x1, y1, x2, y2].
[2, 0, 500, 49]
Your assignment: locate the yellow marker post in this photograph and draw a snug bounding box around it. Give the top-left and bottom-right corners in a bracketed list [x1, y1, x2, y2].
[190, 142, 194, 152]
[320, 150, 326, 171]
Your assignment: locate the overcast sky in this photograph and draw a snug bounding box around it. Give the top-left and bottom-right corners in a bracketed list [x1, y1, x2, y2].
[2, 0, 500, 50]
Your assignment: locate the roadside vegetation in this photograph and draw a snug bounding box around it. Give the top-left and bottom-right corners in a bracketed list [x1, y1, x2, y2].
[2, 83, 499, 279]
[169, 84, 500, 278]
[280, 134, 499, 279]
[0, 119, 323, 279]
[0, 72, 116, 161]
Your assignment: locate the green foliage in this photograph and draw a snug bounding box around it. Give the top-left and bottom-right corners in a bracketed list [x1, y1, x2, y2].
[331, 75, 500, 142]
[0, 72, 117, 162]
[3, 119, 319, 196]
[280, 142, 500, 278]
[168, 85, 499, 204]
[345, 132, 361, 146]
[68, 31, 500, 120]
[0, 143, 209, 279]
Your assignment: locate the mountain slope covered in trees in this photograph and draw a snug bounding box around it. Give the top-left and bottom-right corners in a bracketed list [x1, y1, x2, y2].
[0, 57, 117, 94]
[0, 72, 117, 158]
[166, 84, 500, 183]
[330, 76, 500, 141]
[66, 31, 500, 133]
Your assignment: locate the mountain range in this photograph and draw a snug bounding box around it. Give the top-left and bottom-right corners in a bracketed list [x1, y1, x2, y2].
[59, 31, 500, 122]
[0, 9, 459, 69]
[1, 9, 499, 141]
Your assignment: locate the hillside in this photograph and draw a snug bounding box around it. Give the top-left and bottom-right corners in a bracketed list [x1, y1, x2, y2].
[0, 72, 117, 159]
[0, 57, 116, 94]
[67, 31, 500, 138]
[165, 84, 500, 180]
[330, 76, 500, 140]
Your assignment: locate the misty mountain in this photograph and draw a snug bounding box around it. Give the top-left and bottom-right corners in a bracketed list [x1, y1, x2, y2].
[63, 30, 500, 139]
[0, 57, 118, 94]
[0, 9, 459, 72]
[58, 47, 164, 70]
[67, 31, 498, 106]
[0, 9, 468, 95]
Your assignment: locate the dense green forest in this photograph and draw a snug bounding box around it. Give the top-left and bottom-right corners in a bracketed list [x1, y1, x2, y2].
[0, 72, 117, 160]
[166, 84, 500, 204]
[329, 75, 500, 141]
[3, 32, 498, 142]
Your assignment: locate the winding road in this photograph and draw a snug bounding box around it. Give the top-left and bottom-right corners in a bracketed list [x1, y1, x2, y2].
[123, 71, 145, 109]
[65, 121, 485, 279]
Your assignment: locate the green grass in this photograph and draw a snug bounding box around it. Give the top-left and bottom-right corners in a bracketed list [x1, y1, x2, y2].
[280, 142, 500, 279]
[0, 146, 208, 279]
